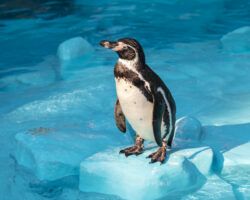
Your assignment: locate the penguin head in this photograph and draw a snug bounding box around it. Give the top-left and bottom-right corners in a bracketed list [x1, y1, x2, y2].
[100, 38, 145, 63]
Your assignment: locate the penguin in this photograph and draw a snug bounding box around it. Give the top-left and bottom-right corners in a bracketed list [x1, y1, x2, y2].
[100, 38, 176, 163]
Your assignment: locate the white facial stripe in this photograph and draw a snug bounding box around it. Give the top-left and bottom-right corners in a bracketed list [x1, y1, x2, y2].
[126, 44, 136, 52]
[157, 87, 173, 140]
[112, 42, 125, 51]
[113, 42, 136, 52]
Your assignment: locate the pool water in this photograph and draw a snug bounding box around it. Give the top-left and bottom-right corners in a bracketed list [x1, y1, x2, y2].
[0, 0, 250, 200]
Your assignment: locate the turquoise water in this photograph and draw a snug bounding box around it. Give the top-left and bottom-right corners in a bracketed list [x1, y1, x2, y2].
[0, 1, 250, 199]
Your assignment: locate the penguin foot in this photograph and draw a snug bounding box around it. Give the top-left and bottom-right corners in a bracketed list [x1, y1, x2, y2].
[147, 142, 167, 164]
[119, 136, 144, 157]
[119, 146, 143, 157]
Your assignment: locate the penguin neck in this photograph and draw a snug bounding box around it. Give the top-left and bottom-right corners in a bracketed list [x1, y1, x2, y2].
[118, 57, 145, 71]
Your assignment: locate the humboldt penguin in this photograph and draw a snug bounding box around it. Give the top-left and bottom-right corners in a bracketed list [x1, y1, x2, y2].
[100, 38, 176, 163]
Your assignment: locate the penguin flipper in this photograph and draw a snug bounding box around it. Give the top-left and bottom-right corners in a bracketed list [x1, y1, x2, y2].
[115, 99, 126, 133]
[152, 92, 165, 146]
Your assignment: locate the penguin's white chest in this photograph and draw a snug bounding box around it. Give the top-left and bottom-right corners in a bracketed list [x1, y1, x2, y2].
[115, 78, 155, 141]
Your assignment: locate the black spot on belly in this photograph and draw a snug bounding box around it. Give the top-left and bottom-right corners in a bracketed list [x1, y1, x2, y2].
[134, 101, 136, 104]
[139, 118, 143, 121]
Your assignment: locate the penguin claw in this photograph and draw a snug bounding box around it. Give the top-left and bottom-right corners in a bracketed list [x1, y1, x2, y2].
[149, 160, 157, 164]
[126, 149, 143, 157]
[119, 150, 124, 154]
[135, 152, 143, 156]
[146, 151, 157, 158]
[148, 147, 167, 164]
[119, 146, 135, 154]
[120, 146, 143, 157]
[119, 149, 126, 154]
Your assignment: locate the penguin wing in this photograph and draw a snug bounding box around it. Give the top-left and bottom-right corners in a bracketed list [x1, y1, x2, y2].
[152, 92, 165, 146]
[114, 99, 126, 133]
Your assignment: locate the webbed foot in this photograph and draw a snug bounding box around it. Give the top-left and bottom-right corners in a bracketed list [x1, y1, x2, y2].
[119, 136, 144, 157]
[147, 142, 167, 164]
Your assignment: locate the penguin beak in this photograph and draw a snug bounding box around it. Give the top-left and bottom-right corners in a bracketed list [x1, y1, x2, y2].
[100, 40, 118, 49]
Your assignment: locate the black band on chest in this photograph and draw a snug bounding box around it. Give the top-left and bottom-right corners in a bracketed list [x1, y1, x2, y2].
[114, 64, 153, 103]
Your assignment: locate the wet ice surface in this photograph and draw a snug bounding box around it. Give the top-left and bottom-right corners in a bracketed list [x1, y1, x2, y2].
[1, 0, 250, 200]
[79, 146, 212, 200]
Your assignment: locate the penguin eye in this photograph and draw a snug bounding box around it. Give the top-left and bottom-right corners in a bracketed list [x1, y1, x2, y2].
[122, 46, 128, 50]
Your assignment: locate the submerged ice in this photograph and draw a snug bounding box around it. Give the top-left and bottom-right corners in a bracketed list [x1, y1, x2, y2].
[221, 26, 250, 53]
[14, 129, 120, 181]
[57, 37, 94, 61]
